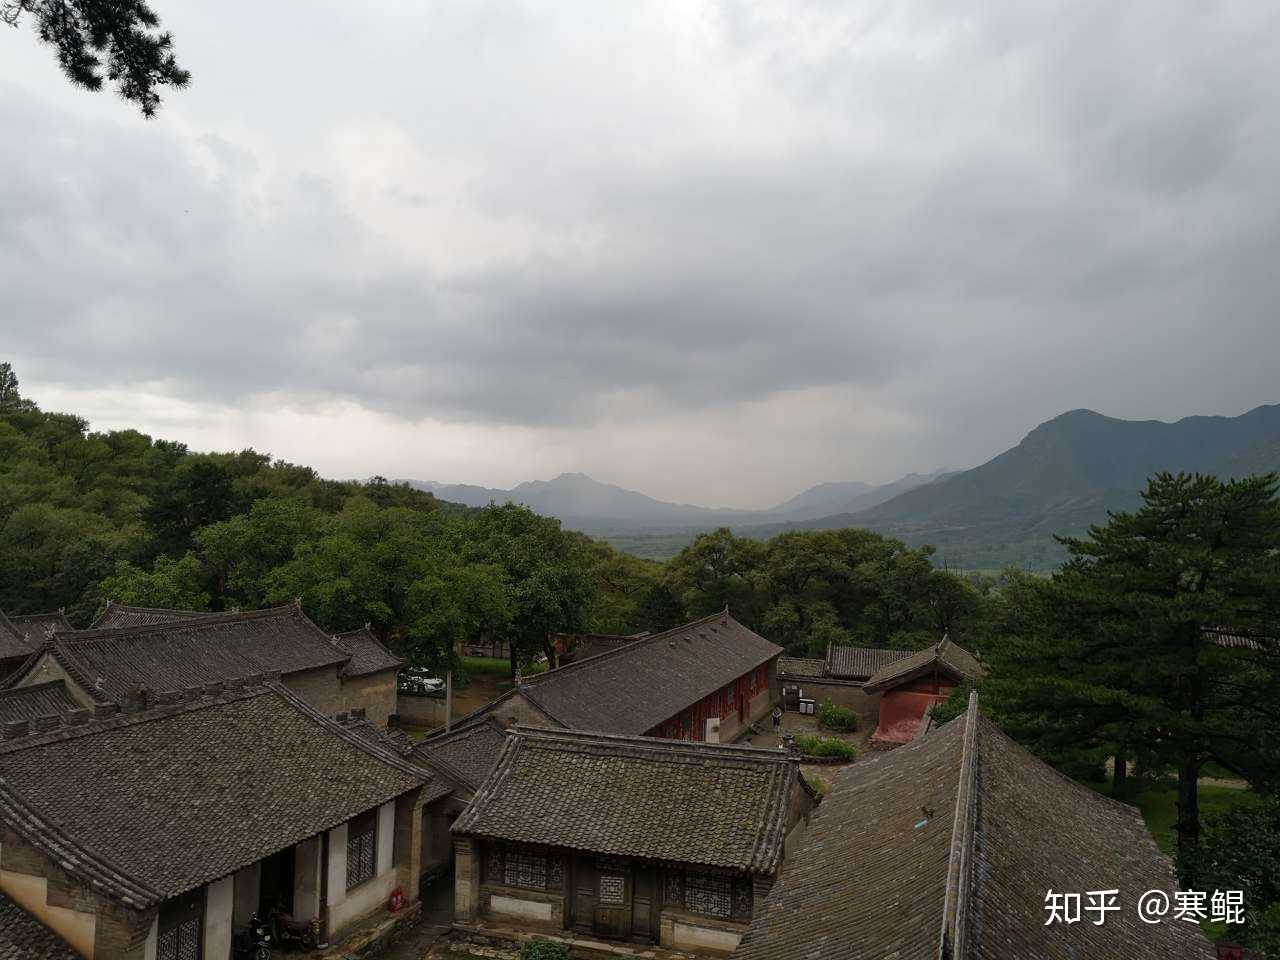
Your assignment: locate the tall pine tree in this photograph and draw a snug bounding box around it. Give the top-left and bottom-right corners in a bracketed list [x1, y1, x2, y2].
[1050, 472, 1280, 879]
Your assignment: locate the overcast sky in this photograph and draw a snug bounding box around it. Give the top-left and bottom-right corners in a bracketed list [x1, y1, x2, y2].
[3, 1, 1279, 508]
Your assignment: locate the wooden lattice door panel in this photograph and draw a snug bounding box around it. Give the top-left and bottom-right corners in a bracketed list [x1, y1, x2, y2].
[157, 891, 203, 960]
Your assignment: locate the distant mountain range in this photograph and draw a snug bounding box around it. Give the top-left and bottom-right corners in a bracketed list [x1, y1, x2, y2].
[400, 468, 954, 534]
[774, 404, 1280, 569]
[403, 403, 1280, 569]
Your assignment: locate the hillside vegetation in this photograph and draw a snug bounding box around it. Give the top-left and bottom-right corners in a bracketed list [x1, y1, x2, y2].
[0, 361, 993, 667]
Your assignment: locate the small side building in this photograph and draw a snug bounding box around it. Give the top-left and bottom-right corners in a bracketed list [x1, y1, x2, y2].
[861, 635, 981, 747]
[778, 636, 981, 748]
[452, 727, 815, 955]
[0, 680, 447, 958]
[0, 602, 402, 728]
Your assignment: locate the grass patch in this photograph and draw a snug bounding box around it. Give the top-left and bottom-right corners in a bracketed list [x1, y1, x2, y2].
[794, 734, 858, 760]
[459, 655, 548, 677]
[1086, 778, 1260, 855]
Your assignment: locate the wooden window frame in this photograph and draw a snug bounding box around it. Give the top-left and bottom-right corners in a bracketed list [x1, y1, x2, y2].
[502, 847, 548, 890]
[684, 870, 733, 920]
[346, 809, 378, 890]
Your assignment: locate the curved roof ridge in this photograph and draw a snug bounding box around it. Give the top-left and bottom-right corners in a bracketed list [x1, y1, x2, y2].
[524, 609, 740, 686]
[0, 641, 112, 703]
[69, 602, 302, 642]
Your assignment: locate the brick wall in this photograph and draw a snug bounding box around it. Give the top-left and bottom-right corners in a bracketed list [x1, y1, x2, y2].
[282, 664, 346, 716]
[94, 902, 156, 960]
[343, 670, 398, 727]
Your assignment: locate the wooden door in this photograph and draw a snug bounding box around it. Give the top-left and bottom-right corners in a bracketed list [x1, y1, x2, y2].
[594, 864, 632, 941]
[571, 857, 597, 933]
[157, 890, 204, 960]
[630, 866, 656, 943]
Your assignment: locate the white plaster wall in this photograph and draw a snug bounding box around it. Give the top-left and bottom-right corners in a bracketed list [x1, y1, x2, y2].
[143, 915, 158, 960]
[0, 850, 97, 958]
[376, 801, 394, 874]
[490, 895, 553, 921]
[204, 877, 233, 960]
[325, 823, 348, 910]
[671, 920, 741, 954]
[325, 805, 405, 937]
[327, 870, 397, 936]
[294, 836, 322, 921]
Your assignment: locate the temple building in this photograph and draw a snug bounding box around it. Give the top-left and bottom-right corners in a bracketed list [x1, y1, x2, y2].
[778, 635, 982, 747]
[418, 610, 782, 787]
[0, 602, 403, 727]
[0, 607, 73, 679]
[0, 680, 452, 959]
[452, 727, 815, 955]
[732, 693, 1213, 960]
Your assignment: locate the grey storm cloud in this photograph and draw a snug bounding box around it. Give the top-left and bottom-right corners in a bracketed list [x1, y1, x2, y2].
[2, 0, 1279, 486]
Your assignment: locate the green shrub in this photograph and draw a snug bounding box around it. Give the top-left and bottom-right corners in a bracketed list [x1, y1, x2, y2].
[794, 734, 857, 760]
[817, 698, 857, 732]
[807, 774, 830, 798]
[519, 939, 570, 960]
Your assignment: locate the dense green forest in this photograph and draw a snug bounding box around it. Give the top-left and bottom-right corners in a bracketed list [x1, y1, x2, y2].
[0, 361, 992, 673]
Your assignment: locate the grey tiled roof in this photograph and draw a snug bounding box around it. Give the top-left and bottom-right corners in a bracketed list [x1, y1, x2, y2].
[454, 727, 804, 874]
[90, 602, 209, 629]
[334, 626, 404, 677]
[559, 632, 649, 663]
[7, 611, 73, 642]
[0, 892, 79, 960]
[0, 681, 80, 723]
[862, 635, 982, 692]
[336, 713, 457, 803]
[13, 603, 351, 704]
[416, 715, 513, 791]
[0, 682, 430, 907]
[0, 611, 33, 662]
[824, 643, 914, 680]
[777, 657, 826, 679]
[734, 695, 1212, 960]
[516, 610, 782, 734]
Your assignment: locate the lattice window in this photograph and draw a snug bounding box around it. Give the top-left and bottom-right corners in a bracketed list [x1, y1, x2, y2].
[484, 847, 505, 883]
[157, 911, 201, 960]
[599, 874, 625, 904]
[503, 849, 547, 890]
[685, 871, 733, 919]
[665, 872, 683, 905]
[347, 810, 378, 889]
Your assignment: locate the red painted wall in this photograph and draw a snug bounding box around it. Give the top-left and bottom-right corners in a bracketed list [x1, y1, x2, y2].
[648, 661, 773, 742]
[872, 681, 955, 744]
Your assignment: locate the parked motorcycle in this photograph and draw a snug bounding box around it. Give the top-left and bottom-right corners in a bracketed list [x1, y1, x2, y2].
[267, 903, 320, 950]
[232, 912, 272, 960]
